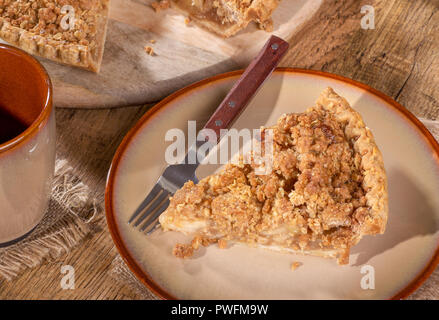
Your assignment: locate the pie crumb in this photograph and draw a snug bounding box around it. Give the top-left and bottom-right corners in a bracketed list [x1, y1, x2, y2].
[160, 88, 388, 266]
[218, 239, 227, 249]
[173, 236, 216, 258]
[185, 17, 192, 25]
[144, 46, 155, 56]
[291, 262, 302, 271]
[150, 39, 157, 44]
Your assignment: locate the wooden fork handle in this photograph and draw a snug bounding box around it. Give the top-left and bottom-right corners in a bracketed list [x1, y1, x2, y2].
[201, 35, 289, 141]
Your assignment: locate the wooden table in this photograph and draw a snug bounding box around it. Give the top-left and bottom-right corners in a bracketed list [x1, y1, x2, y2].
[0, 0, 438, 299]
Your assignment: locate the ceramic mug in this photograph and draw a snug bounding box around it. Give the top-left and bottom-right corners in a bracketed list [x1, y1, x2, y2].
[0, 44, 56, 246]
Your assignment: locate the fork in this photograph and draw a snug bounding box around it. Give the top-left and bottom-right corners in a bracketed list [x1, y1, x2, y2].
[128, 35, 289, 234]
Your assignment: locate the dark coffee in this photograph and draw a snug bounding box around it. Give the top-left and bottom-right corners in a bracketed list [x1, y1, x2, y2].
[0, 107, 28, 144]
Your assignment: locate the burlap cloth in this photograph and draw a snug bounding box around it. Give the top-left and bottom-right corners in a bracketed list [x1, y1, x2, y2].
[1, 120, 438, 299]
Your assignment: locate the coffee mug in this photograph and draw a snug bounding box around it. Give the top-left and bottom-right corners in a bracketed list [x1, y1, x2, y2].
[0, 44, 56, 246]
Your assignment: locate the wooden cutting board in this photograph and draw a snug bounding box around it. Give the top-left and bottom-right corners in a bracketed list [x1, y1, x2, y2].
[9, 0, 323, 108]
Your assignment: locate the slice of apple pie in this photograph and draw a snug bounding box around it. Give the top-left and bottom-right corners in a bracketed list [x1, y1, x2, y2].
[0, 0, 109, 72]
[170, 0, 281, 37]
[159, 87, 388, 265]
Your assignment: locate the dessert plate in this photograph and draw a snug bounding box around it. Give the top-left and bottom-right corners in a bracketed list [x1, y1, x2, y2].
[105, 68, 439, 299]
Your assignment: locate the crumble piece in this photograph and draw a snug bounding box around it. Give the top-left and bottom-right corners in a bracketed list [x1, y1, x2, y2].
[160, 88, 388, 265]
[173, 243, 194, 258]
[0, 0, 109, 71]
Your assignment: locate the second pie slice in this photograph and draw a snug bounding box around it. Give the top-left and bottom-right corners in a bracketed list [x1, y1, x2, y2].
[0, 0, 109, 72]
[159, 87, 388, 265]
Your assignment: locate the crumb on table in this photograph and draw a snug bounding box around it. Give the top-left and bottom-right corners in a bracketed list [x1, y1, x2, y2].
[291, 262, 302, 271]
[149, 39, 157, 44]
[173, 243, 194, 258]
[185, 17, 192, 25]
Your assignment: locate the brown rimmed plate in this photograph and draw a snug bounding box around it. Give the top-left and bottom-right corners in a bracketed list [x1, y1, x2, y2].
[105, 68, 439, 299]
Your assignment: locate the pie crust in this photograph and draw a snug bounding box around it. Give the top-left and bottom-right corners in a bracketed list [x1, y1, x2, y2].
[170, 0, 281, 37]
[0, 0, 109, 72]
[159, 87, 388, 265]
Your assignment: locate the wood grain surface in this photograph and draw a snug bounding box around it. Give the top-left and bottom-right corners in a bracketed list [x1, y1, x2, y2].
[0, 0, 438, 299]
